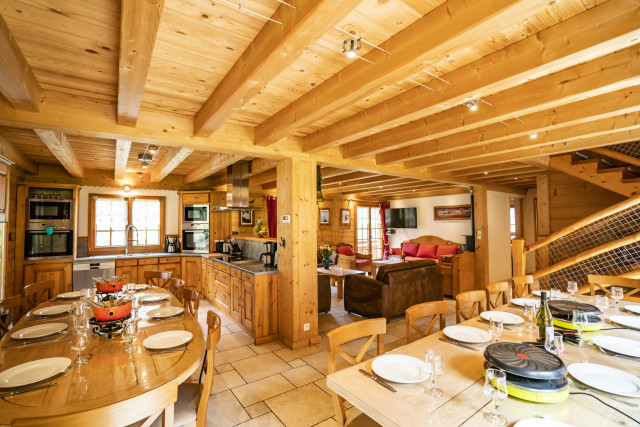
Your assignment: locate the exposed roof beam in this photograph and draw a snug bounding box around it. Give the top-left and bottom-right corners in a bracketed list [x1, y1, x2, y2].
[0, 14, 42, 111]
[249, 169, 277, 187]
[319, 167, 354, 178]
[386, 187, 472, 200]
[255, 0, 552, 146]
[0, 134, 37, 174]
[118, 0, 164, 126]
[326, 178, 427, 194]
[184, 153, 243, 184]
[519, 157, 551, 169]
[321, 172, 377, 186]
[355, 183, 456, 196]
[344, 46, 640, 159]
[34, 129, 83, 178]
[194, 0, 361, 137]
[451, 163, 532, 177]
[249, 158, 278, 176]
[114, 139, 131, 181]
[323, 175, 412, 191]
[468, 167, 543, 180]
[150, 146, 194, 183]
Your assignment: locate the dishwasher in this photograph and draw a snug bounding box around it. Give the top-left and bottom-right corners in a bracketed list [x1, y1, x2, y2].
[72, 261, 116, 291]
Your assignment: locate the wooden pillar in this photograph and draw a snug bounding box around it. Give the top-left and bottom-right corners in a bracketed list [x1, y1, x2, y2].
[511, 238, 526, 277]
[276, 158, 320, 349]
[473, 185, 489, 290]
[536, 174, 550, 237]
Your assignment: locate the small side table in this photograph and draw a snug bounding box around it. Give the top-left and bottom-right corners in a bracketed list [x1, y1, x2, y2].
[317, 267, 366, 299]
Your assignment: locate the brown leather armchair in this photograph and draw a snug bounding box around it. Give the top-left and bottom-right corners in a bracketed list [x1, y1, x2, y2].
[335, 243, 373, 274]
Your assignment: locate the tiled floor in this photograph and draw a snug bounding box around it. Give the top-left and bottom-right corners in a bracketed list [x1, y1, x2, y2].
[195, 287, 459, 427]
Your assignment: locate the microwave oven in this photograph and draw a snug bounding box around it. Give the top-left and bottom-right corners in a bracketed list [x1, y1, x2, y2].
[183, 204, 209, 224]
[28, 198, 73, 223]
[25, 230, 73, 259]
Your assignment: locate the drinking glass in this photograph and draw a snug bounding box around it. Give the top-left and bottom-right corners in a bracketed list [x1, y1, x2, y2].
[611, 287, 624, 311]
[489, 318, 504, 343]
[595, 295, 610, 320]
[483, 368, 508, 426]
[425, 349, 444, 398]
[74, 301, 88, 330]
[122, 319, 138, 353]
[132, 295, 141, 319]
[523, 303, 536, 332]
[550, 287, 560, 300]
[567, 281, 578, 301]
[545, 332, 564, 356]
[71, 330, 89, 365]
[572, 311, 589, 346]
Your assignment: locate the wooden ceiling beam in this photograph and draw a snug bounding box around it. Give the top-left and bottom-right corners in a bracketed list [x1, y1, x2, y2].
[118, 0, 164, 126]
[184, 153, 243, 184]
[323, 175, 412, 191]
[304, 0, 640, 153]
[150, 146, 194, 183]
[319, 167, 354, 179]
[519, 157, 551, 169]
[377, 86, 640, 165]
[114, 139, 132, 181]
[321, 171, 377, 186]
[193, 0, 361, 137]
[249, 158, 278, 176]
[255, 0, 552, 146]
[329, 179, 438, 194]
[386, 187, 471, 200]
[468, 167, 543, 180]
[0, 134, 37, 174]
[249, 169, 277, 187]
[0, 14, 42, 112]
[33, 129, 83, 178]
[344, 46, 640, 160]
[451, 163, 532, 177]
[355, 183, 456, 196]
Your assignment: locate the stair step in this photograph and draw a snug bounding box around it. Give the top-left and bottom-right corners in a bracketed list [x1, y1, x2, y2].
[622, 177, 640, 184]
[597, 167, 627, 174]
[572, 158, 601, 166]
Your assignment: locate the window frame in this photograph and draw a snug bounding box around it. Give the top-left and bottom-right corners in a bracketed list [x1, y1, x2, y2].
[88, 194, 165, 255]
[355, 205, 383, 260]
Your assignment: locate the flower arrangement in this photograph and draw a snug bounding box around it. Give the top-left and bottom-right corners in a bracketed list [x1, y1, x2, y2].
[318, 244, 335, 259]
[254, 218, 269, 237]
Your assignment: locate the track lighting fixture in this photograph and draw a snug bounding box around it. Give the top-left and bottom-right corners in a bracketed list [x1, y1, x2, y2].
[343, 39, 362, 58]
[465, 100, 478, 111]
[148, 145, 159, 154]
[123, 185, 131, 192]
[138, 153, 153, 162]
[141, 162, 149, 169]
[530, 133, 537, 139]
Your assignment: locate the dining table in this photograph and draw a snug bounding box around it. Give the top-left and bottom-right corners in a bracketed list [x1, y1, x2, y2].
[0, 286, 204, 426]
[317, 267, 366, 299]
[327, 294, 640, 426]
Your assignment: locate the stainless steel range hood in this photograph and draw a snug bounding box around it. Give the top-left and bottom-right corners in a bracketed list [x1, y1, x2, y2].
[211, 160, 252, 211]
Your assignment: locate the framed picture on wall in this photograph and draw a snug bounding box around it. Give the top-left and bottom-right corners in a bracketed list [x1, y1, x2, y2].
[434, 205, 472, 221]
[240, 209, 254, 225]
[319, 208, 330, 225]
[341, 209, 350, 224]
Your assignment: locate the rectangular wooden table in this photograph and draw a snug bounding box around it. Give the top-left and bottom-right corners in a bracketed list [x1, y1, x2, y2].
[327, 295, 640, 426]
[317, 267, 366, 299]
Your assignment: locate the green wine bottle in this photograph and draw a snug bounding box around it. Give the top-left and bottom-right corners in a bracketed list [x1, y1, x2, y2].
[536, 291, 554, 341]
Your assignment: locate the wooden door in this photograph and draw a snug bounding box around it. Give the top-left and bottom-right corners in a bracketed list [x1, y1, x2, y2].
[24, 261, 72, 296]
[115, 265, 137, 284]
[242, 282, 254, 330]
[158, 262, 180, 280]
[181, 257, 202, 292]
[230, 277, 242, 321]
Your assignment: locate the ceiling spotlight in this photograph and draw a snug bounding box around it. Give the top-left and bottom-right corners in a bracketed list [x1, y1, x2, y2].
[148, 145, 159, 154]
[465, 100, 478, 111]
[141, 162, 149, 169]
[530, 133, 538, 139]
[484, 172, 488, 175]
[514, 177, 518, 180]
[343, 39, 362, 58]
[123, 185, 131, 192]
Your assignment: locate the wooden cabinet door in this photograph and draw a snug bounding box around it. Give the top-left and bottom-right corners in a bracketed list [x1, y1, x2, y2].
[230, 277, 242, 321]
[207, 265, 214, 300]
[137, 264, 159, 284]
[116, 265, 137, 284]
[158, 262, 180, 281]
[200, 262, 209, 300]
[210, 211, 231, 243]
[24, 262, 72, 297]
[182, 193, 209, 204]
[181, 257, 202, 292]
[242, 282, 254, 330]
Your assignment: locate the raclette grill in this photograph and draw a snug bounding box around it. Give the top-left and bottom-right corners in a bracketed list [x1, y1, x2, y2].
[548, 300, 603, 331]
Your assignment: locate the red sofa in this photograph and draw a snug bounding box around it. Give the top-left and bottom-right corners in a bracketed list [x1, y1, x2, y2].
[386, 241, 459, 263]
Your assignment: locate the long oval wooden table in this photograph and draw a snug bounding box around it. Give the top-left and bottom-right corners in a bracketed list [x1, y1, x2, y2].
[327, 295, 640, 426]
[0, 287, 204, 426]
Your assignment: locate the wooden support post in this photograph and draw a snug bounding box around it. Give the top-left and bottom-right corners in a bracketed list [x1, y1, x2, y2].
[536, 174, 550, 237]
[473, 185, 489, 290]
[276, 158, 320, 349]
[511, 238, 526, 277]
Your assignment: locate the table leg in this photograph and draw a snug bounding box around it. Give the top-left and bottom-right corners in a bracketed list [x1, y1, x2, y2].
[337, 278, 344, 299]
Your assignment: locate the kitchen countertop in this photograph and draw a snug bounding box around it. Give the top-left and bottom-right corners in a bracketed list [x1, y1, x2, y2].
[73, 252, 211, 263]
[208, 257, 278, 276]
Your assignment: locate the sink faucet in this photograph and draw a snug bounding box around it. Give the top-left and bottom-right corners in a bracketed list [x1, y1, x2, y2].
[125, 224, 138, 255]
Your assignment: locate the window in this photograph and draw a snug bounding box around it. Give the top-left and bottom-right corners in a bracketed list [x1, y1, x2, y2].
[356, 206, 383, 260]
[89, 194, 165, 254]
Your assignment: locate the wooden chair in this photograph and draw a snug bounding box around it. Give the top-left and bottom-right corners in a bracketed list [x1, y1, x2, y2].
[199, 310, 222, 383]
[455, 290, 486, 323]
[405, 300, 447, 343]
[169, 278, 185, 303]
[335, 243, 373, 275]
[22, 280, 55, 312]
[182, 288, 200, 319]
[327, 318, 386, 427]
[486, 281, 510, 309]
[588, 275, 640, 300]
[0, 295, 22, 339]
[144, 270, 172, 289]
[512, 275, 534, 298]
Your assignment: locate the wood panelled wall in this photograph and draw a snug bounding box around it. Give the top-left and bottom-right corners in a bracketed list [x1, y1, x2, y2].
[548, 172, 625, 233]
[230, 189, 269, 235]
[3, 170, 22, 297]
[317, 195, 379, 246]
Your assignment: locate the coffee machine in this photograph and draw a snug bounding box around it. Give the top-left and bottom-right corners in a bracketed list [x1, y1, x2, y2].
[165, 236, 179, 253]
[260, 241, 277, 267]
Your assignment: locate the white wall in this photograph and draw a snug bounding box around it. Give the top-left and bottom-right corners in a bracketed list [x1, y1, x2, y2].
[487, 191, 524, 282]
[78, 186, 180, 237]
[388, 194, 472, 248]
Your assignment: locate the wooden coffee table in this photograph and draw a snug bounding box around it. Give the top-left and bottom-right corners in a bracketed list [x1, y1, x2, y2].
[317, 267, 366, 299]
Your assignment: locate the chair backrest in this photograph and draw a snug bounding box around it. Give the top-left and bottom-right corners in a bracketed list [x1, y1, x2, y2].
[22, 280, 55, 312]
[405, 300, 447, 343]
[197, 311, 222, 427]
[455, 290, 485, 323]
[168, 278, 185, 303]
[512, 275, 533, 298]
[143, 270, 172, 289]
[182, 288, 200, 319]
[0, 295, 22, 338]
[486, 281, 510, 309]
[588, 275, 640, 299]
[326, 318, 386, 427]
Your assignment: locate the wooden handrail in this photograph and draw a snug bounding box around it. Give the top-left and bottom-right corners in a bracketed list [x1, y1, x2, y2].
[532, 232, 640, 279]
[526, 194, 640, 253]
[591, 148, 640, 168]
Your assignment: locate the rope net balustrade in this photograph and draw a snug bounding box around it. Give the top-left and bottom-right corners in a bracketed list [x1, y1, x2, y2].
[607, 140, 640, 159]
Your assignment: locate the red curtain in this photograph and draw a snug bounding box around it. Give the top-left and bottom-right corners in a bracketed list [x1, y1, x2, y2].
[266, 196, 277, 238]
[380, 201, 390, 258]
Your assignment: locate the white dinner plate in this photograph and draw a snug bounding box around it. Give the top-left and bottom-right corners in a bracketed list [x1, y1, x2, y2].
[11, 323, 67, 340]
[143, 330, 193, 350]
[443, 325, 491, 343]
[514, 419, 573, 427]
[147, 306, 184, 319]
[134, 284, 149, 290]
[371, 354, 429, 384]
[0, 357, 71, 388]
[511, 298, 540, 308]
[568, 363, 640, 397]
[57, 291, 84, 299]
[32, 304, 73, 316]
[591, 336, 640, 358]
[533, 290, 568, 299]
[140, 294, 170, 303]
[625, 305, 640, 315]
[480, 311, 524, 325]
[610, 316, 640, 331]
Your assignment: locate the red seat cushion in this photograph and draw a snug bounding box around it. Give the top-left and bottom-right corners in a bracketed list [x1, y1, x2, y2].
[402, 242, 420, 257]
[337, 246, 355, 256]
[355, 259, 371, 266]
[417, 244, 437, 259]
[436, 244, 458, 258]
[392, 248, 402, 255]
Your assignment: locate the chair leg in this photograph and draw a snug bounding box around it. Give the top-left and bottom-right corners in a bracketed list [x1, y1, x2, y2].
[162, 404, 174, 427]
[333, 393, 346, 427]
[199, 349, 208, 384]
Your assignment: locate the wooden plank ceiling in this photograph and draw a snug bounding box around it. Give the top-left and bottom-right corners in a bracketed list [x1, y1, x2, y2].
[0, 0, 637, 197]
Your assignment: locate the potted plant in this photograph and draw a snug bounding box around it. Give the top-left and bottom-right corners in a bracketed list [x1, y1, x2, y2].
[318, 244, 335, 269]
[254, 218, 269, 238]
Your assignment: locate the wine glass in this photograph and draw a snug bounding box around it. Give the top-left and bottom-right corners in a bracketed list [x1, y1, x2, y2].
[71, 329, 90, 365]
[489, 318, 504, 343]
[567, 281, 578, 301]
[523, 302, 536, 332]
[483, 368, 508, 426]
[611, 287, 624, 311]
[595, 295, 610, 320]
[132, 295, 141, 319]
[572, 311, 589, 346]
[425, 349, 444, 398]
[74, 301, 88, 330]
[122, 319, 138, 353]
[545, 332, 564, 356]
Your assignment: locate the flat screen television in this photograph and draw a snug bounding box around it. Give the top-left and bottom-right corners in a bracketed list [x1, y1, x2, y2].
[385, 207, 417, 228]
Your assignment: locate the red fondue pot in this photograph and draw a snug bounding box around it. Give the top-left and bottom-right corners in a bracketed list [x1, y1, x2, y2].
[95, 281, 124, 293]
[92, 300, 132, 321]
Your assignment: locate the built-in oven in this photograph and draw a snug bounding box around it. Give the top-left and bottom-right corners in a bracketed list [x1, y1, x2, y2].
[28, 199, 73, 224]
[183, 204, 209, 224]
[25, 229, 73, 259]
[182, 224, 209, 253]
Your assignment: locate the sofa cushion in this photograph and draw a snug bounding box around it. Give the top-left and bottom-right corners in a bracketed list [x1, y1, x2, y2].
[408, 258, 437, 268]
[417, 244, 437, 259]
[337, 245, 355, 256]
[404, 256, 423, 262]
[375, 262, 413, 282]
[392, 248, 402, 255]
[402, 242, 420, 257]
[355, 259, 372, 266]
[436, 244, 458, 258]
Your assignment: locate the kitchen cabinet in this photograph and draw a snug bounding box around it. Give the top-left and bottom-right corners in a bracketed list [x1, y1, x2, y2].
[181, 192, 209, 204]
[24, 261, 72, 296]
[181, 257, 202, 293]
[159, 257, 181, 280]
[0, 160, 10, 223]
[200, 260, 209, 299]
[115, 259, 138, 284]
[242, 282, 254, 330]
[230, 277, 242, 320]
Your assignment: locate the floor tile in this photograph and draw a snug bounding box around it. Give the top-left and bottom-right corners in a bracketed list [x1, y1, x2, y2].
[266, 383, 335, 427]
[250, 341, 283, 355]
[233, 352, 292, 383]
[288, 358, 306, 368]
[216, 345, 257, 365]
[246, 401, 271, 418]
[227, 324, 243, 333]
[212, 369, 246, 394]
[236, 412, 284, 427]
[275, 344, 322, 362]
[232, 374, 295, 407]
[313, 418, 337, 427]
[282, 365, 324, 387]
[217, 330, 255, 351]
[215, 363, 235, 374]
[206, 389, 250, 426]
